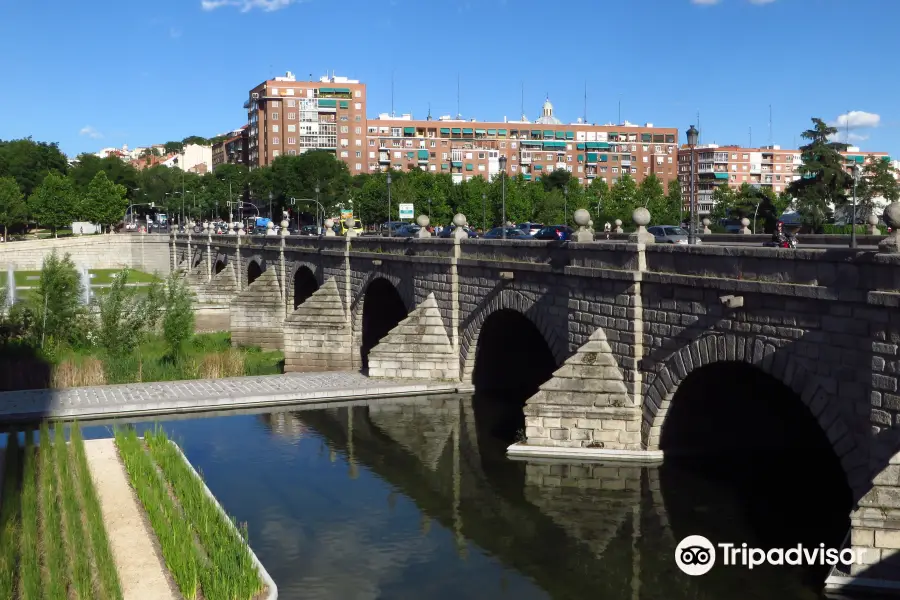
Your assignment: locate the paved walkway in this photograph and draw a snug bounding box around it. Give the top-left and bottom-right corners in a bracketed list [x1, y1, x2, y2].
[0, 372, 471, 422]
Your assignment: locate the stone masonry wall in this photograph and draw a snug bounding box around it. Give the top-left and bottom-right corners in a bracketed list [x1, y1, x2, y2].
[283, 278, 352, 372]
[229, 265, 285, 350]
[0, 234, 170, 274]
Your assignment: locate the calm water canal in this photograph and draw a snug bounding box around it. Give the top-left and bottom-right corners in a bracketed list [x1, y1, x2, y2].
[81, 394, 837, 600]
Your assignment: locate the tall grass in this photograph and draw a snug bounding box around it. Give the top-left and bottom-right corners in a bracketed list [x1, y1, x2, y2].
[70, 426, 122, 600]
[55, 426, 93, 599]
[0, 431, 22, 598]
[38, 424, 66, 600]
[18, 431, 40, 600]
[52, 356, 107, 388]
[114, 428, 200, 599]
[145, 428, 263, 600]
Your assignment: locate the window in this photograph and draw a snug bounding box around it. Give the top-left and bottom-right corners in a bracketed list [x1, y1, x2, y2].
[272, 125, 279, 133]
[272, 137, 280, 144]
[631, 168, 637, 174]
[272, 150, 280, 157]
[654, 145, 661, 152]
[478, 165, 485, 171]
[546, 153, 553, 161]
[731, 154, 737, 159]
[577, 165, 583, 173]
[355, 140, 361, 146]
[465, 152, 473, 159]
[631, 145, 637, 151]
[340, 139, 349, 147]
[340, 126, 349, 133]
[567, 155, 572, 162]
[478, 152, 485, 159]
[643, 145, 649, 151]
[430, 141, 436, 148]
[394, 151, 401, 158]
[340, 116, 349, 121]
[270, 100, 280, 107]
[355, 115, 361, 122]
[271, 112, 279, 120]
[731, 165, 737, 171]
[355, 90, 361, 97]
[667, 157, 673, 163]
[500, 142, 506, 149]
[289, 149, 297, 155]
[511, 165, 518, 172]
[369, 151, 375, 158]
[287, 112, 296, 120]
[511, 142, 517, 149]
[742, 154, 749, 159]
[391, 128, 401, 137]
[271, 88, 279, 95]
[355, 103, 362, 109]
[369, 140, 376, 146]
[287, 100, 296, 107]
[340, 151, 349, 158]
[442, 153, 448, 160]
[643, 156, 649, 163]
[355, 127, 362, 134]
[287, 124, 296, 133]
[287, 137, 296, 145]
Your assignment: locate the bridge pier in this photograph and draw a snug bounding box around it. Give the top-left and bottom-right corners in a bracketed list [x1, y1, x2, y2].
[229, 264, 285, 351]
[283, 278, 353, 372]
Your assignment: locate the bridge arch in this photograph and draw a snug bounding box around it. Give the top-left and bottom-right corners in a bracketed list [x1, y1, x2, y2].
[643, 333, 866, 499]
[460, 288, 569, 384]
[291, 264, 319, 309]
[214, 255, 226, 275]
[353, 274, 415, 371]
[246, 258, 263, 286]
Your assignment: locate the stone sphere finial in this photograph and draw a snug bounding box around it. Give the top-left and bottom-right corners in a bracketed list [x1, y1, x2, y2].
[879, 201, 900, 253]
[740, 217, 750, 227]
[236, 222, 244, 230]
[324, 218, 334, 229]
[266, 221, 274, 230]
[868, 214, 880, 226]
[884, 203, 900, 230]
[452, 213, 467, 228]
[416, 214, 430, 228]
[632, 207, 651, 227]
[344, 217, 356, 229]
[702, 218, 711, 227]
[573, 209, 590, 227]
[281, 219, 289, 229]
[203, 221, 210, 230]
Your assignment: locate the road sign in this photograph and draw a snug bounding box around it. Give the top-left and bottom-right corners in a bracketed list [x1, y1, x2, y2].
[399, 203, 414, 220]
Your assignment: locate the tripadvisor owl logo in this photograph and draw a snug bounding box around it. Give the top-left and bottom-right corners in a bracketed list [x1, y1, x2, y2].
[675, 535, 716, 576]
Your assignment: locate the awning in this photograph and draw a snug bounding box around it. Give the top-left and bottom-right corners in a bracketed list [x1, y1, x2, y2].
[534, 164, 543, 170]
[451, 161, 462, 167]
[608, 132, 618, 136]
[543, 141, 566, 150]
[339, 101, 349, 109]
[463, 128, 473, 135]
[641, 134, 652, 142]
[531, 130, 541, 136]
[487, 129, 497, 135]
[576, 143, 585, 150]
[441, 163, 449, 169]
[585, 142, 610, 150]
[475, 129, 486, 134]
[587, 153, 598, 162]
[714, 172, 729, 180]
[555, 131, 566, 139]
[577, 154, 584, 161]
[535, 176, 541, 182]
[318, 87, 335, 94]
[440, 128, 451, 134]
[523, 174, 532, 180]
[465, 164, 473, 171]
[565, 132, 574, 140]
[318, 99, 337, 108]
[522, 140, 542, 146]
[543, 130, 554, 137]
[332, 87, 351, 94]
[451, 128, 461, 134]
[418, 150, 429, 160]
[403, 127, 415, 134]
[406, 152, 414, 159]
[600, 154, 608, 161]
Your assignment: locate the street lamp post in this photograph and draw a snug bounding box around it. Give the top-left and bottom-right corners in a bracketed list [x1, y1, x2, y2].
[428, 197, 432, 219]
[499, 155, 508, 240]
[687, 125, 699, 245]
[268, 192, 273, 222]
[851, 164, 860, 249]
[563, 186, 569, 226]
[386, 173, 392, 237]
[315, 183, 320, 226]
[481, 193, 486, 233]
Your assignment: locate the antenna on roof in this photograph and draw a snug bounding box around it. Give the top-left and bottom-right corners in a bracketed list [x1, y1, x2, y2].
[768, 104, 773, 146]
[391, 70, 395, 118]
[697, 111, 701, 144]
[749, 126, 752, 147]
[618, 98, 621, 125]
[520, 81, 525, 120]
[457, 73, 461, 120]
[583, 81, 587, 124]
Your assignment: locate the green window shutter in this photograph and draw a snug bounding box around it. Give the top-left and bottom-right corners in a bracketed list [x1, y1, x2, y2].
[465, 164, 473, 171]
[440, 128, 451, 134]
[451, 128, 461, 134]
[441, 163, 449, 169]
[463, 128, 473, 135]
[641, 133, 652, 142]
[487, 129, 497, 135]
[403, 127, 415, 134]
[587, 153, 598, 162]
[566, 132, 574, 140]
[475, 129, 486, 134]
[577, 154, 584, 161]
[418, 150, 429, 160]
[318, 99, 337, 108]
[576, 143, 585, 150]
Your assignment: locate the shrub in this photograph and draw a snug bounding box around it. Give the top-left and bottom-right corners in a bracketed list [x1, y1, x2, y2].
[29, 251, 85, 349]
[162, 274, 195, 358]
[97, 269, 164, 355]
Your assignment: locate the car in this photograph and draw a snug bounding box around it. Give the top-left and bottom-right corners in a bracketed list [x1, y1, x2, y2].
[340, 219, 364, 236]
[647, 225, 701, 245]
[438, 225, 479, 238]
[517, 222, 544, 236]
[393, 224, 421, 238]
[533, 225, 575, 241]
[299, 225, 320, 236]
[482, 227, 530, 239]
[381, 221, 409, 235]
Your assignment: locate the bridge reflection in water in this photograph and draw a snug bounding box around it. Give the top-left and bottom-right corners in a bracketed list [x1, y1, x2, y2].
[253, 395, 838, 600]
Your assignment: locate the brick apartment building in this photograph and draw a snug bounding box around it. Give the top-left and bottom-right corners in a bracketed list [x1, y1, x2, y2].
[212, 126, 249, 171]
[677, 144, 892, 216]
[242, 72, 679, 187]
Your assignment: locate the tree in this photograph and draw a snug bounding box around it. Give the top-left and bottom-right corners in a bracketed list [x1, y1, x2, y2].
[163, 141, 184, 154]
[542, 169, 571, 193]
[28, 172, 80, 237]
[0, 176, 27, 241]
[586, 178, 610, 225]
[82, 171, 128, 232]
[666, 179, 683, 221]
[69, 154, 140, 197]
[602, 174, 638, 227]
[181, 136, 210, 147]
[710, 184, 736, 223]
[788, 118, 851, 232]
[638, 174, 680, 225]
[0, 138, 69, 197]
[858, 156, 900, 219]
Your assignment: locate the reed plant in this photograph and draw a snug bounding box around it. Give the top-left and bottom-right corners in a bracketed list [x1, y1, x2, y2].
[55, 425, 93, 599]
[0, 431, 22, 598]
[70, 426, 122, 600]
[114, 427, 200, 599]
[18, 431, 40, 600]
[38, 424, 67, 600]
[144, 428, 262, 600]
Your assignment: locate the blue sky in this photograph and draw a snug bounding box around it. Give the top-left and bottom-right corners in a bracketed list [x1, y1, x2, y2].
[1, 0, 896, 159]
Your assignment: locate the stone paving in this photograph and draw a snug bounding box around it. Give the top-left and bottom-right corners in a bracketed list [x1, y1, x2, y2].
[0, 372, 470, 422]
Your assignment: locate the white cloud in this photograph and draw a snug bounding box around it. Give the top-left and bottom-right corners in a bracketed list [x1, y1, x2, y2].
[79, 126, 103, 139]
[201, 0, 304, 11]
[831, 110, 881, 130]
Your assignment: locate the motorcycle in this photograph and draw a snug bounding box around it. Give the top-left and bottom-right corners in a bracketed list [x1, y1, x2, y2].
[762, 236, 797, 249]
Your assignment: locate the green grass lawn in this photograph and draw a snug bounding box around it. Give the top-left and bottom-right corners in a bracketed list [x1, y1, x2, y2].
[0, 269, 159, 287]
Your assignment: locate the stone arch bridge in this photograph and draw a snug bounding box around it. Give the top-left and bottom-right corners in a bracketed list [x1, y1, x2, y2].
[172, 229, 900, 586]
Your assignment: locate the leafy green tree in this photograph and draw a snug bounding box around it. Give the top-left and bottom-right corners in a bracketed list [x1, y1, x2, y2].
[28, 172, 80, 236]
[638, 174, 680, 225]
[858, 156, 900, 219]
[162, 273, 195, 358]
[181, 136, 210, 146]
[69, 154, 139, 198]
[710, 185, 736, 223]
[542, 169, 571, 193]
[788, 118, 850, 232]
[667, 179, 683, 222]
[82, 171, 128, 232]
[586, 178, 610, 225]
[0, 138, 69, 197]
[163, 141, 184, 154]
[29, 251, 84, 349]
[0, 176, 27, 241]
[602, 174, 638, 227]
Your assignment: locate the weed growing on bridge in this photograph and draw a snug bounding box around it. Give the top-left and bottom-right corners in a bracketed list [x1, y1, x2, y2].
[114, 427, 265, 600]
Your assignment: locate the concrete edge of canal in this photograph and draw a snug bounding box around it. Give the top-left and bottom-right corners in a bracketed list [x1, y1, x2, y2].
[506, 443, 665, 464]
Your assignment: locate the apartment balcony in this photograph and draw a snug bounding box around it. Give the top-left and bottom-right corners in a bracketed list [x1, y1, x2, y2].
[520, 154, 532, 164]
[378, 154, 390, 163]
[555, 162, 567, 171]
[621, 160, 632, 167]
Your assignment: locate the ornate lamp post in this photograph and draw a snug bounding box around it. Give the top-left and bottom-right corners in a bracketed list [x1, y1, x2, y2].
[499, 155, 508, 240]
[686, 125, 699, 245]
[481, 193, 486, 234]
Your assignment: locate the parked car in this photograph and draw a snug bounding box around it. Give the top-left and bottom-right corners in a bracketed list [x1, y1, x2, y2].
[533, 225, 575, 241]
[341, 219, 364, 236]
[381, 221, 409, 235]
[299, 225, 320, 236]
[438, 225, 479, 238]
[647, 225, 701, 245]
[517, 222, 544, 236]
[483, 227, 530, 239]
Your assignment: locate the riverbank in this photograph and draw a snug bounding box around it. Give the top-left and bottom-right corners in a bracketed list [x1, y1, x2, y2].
[0, 424, 277, 600]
